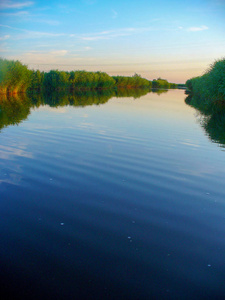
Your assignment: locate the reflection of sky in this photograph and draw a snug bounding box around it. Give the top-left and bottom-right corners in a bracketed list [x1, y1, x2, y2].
[1, 90, 225, 191]
[0, 145, 33, 160]
[0, 145, 28, 186]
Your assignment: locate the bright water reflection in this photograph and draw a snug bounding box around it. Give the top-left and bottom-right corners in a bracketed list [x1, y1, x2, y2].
[0, 89, 225, 299]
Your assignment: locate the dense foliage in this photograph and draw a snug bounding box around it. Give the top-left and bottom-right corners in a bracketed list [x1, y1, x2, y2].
[0, 58, 32, 94]
[0, 58, 178, 95]
[186, 58, 225, 105]
[112, 74, 151, 88]
[185, 58, 225, 146]
[152, 78, 177, 89]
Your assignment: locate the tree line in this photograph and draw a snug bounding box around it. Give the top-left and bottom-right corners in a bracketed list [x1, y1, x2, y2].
[0, 58, 178, 94]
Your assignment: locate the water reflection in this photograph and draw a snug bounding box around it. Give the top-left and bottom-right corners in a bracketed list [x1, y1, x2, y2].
[0, 88, 168, 131]
[185, 95, 225, 147]
[151, 88, 169, 95]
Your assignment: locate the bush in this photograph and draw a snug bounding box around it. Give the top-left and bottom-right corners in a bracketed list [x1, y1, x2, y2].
[185, 58, 225, 105]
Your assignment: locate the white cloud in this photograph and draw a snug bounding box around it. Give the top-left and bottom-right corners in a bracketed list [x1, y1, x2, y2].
[50, 50, 68, 56]
[0, 1, 34, 9]
[0, 34, 10, 40]
[81, 27, 154, 41]
[0, 10, 29, 16]
[0, 24, 66, 39]
[187, 25, 209, 32]
[84, 46, 92, 50]
[10, 50, 80, 66]
[82, 36, 106, 41]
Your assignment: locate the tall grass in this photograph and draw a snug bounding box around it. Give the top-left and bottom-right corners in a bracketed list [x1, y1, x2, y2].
[186, 58, 225, 106]
[185, 58, 225, 146]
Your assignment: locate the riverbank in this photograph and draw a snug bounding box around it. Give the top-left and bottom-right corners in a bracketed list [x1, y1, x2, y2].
[185, 58, 225, 109]
[185, 58, 225, 146]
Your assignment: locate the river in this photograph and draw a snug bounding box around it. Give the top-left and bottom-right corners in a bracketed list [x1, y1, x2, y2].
[0, 89, 225, 299]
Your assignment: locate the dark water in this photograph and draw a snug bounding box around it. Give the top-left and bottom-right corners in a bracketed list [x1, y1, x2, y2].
[0, 90, 225, 299]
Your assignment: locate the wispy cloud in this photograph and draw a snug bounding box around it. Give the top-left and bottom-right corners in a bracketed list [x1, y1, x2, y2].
[112, 9, 118, 19]
[0, 23, 167, 43]
[187, 25, 209, 32]
[50, 50, 68, 56]
[0, 10, 29, 16]
[8, 50, 87, 66]
[0, 23, 23, 29]
[0, 24, 65, 39]
[81, 27, 155, 41]
[1, 24, 156, 42]
[0, 34, 10, 41]
[0, 1, 34, 9]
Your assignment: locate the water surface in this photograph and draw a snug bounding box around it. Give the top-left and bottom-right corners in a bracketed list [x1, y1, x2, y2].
[0, 90, 225, 299]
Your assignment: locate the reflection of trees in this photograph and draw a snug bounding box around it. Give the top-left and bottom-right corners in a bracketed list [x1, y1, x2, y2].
[0, 88, 150, 131]
[114, 88, 149, 98]
[152, 89, 169, 95]
[185, 95, 225, 147]
[203, 112, 225, 146]
[0, 94, 33, 130]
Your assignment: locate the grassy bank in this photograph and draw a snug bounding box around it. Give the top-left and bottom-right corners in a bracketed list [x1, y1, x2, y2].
[0, 58, 177, 95]
[185, 58, 225, 146]
[186, 58, 225, 107]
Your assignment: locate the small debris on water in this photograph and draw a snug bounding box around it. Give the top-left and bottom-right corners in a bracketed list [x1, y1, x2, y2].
[128, 236, 131, 239]
[206, 192, 210, 195]
[60, 223, 64, 226]
[207, 264, 211, 267]
[49, 178, 53, 181]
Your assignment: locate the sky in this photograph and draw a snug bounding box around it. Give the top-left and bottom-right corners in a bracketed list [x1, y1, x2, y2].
[0, 0, 225, 83]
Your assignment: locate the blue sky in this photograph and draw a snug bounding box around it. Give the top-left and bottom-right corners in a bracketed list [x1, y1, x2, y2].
[0, 0, 224, 83]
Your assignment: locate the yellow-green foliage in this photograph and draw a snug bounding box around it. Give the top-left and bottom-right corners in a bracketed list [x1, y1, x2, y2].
[1, 57, 178, 94]
[113, 73, 151, 88]
[69, 71, 116, 90]
[152, 78, 177, 89]
[0, 58, 32, 94]
[0, 93, 33, 130]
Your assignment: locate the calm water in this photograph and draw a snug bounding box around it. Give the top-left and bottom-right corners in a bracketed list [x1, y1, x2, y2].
[0, 90, 225, 299]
